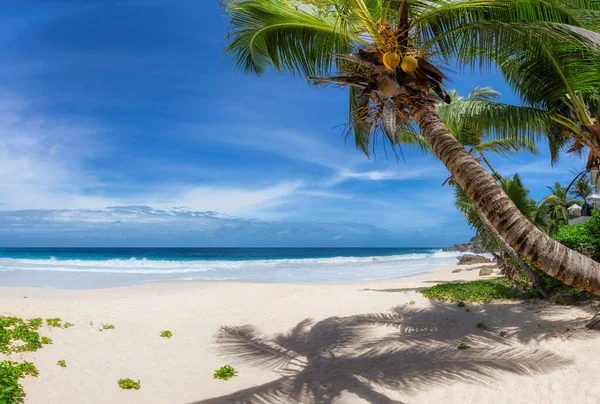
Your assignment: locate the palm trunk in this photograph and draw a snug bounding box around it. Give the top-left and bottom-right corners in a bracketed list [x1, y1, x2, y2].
[412, 105, 600, 327]
[475, 208, 550, 298]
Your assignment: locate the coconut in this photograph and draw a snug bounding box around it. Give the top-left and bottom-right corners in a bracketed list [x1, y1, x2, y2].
[382, 52, 400, 70]
[400, 55, 418, 73]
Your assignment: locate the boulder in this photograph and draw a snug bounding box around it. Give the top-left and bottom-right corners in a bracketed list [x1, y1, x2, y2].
[479, 267, 493, 276]
[443, 237, 487, 254]
[457, 254, 493, 265]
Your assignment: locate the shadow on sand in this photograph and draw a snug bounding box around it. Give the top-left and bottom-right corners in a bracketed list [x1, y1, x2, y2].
[194, 301, 592, 403]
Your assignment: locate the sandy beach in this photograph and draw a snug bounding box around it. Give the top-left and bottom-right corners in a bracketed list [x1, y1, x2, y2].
[2, 263, 600, 404]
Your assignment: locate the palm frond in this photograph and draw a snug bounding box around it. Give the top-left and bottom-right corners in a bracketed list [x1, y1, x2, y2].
[396, 127, 430, 154]
[224, 0, 358, 77]
[474, 137, 538, 158]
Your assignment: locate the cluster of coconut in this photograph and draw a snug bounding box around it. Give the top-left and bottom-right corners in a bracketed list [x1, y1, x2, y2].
[382, 52, 418, 73]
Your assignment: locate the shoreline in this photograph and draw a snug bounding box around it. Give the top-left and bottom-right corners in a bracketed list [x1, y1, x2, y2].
[0, 263, 495, 293]
[3, 262, 599, 404]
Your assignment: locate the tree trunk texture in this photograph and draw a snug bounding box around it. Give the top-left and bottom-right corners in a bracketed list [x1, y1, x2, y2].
[412, 105, 599, 328]
[475, 208, 550, 298]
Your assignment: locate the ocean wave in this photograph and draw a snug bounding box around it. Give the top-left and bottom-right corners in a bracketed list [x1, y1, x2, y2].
[0, 250, 464, 275]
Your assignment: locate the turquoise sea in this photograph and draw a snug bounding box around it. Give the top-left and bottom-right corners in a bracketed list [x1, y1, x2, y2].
[0, 247, 462, 289]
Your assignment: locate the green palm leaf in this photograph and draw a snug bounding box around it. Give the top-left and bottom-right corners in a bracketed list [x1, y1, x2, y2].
[224, 0, 358, 77]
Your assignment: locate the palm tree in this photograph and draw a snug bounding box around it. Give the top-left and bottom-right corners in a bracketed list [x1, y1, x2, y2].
[541, 182, 579, 233]
[570, 177, 594, 201]
[223, 0, 600, 296]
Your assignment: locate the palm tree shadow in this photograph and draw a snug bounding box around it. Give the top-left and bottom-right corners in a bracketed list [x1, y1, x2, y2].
[193, 303, 576, 404]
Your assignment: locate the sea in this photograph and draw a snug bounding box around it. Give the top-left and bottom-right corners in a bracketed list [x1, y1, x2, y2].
[0, 247, 464, 289]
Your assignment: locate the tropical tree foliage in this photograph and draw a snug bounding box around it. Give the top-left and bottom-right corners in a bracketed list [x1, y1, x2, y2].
[541, 182, 580, 233]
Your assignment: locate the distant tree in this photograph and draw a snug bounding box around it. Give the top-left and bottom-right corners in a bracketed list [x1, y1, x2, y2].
[541, 182, 579, 234]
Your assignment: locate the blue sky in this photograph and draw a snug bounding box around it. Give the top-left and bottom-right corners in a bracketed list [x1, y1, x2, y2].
[0, 1, 588, 247]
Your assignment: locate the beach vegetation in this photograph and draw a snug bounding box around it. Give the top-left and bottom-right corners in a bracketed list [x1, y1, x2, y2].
[222, 0, 600, 301]
[0, 360, 38, 404]
[46, 318, 63, 328]
[63, 322, 74, 329]
[117, 378, 140, 390]
[499, 331, 507, 337]
[457, 302, 466, 308]
[160, 330, 172, 339]
[0, 316, 50, 353]
[408, 300, 415, 305]
[213, 365, 238, 381]
[457, 343, 469, 350]
[41, 336, 52, 345]
[422, 279, 538, 303]
[554, 210, 600, 262]
[57, 360, 67, 368]
[100, 324, 115, 331]
[476, 322, 488, 330]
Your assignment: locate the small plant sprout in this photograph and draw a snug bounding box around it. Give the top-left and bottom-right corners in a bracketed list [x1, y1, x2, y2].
[476, 322, 488, 331]
[41, 336, 53, 345]
[89, 321, 93, 326]
[213, 365, 238, 381]
[160, 330, 173, 339]
[408, 300, 416, 305]
[63, 322, 74, 329]
[499, 331, 507, 337]
[46, 318, 63, 328]
[118, 378, 141, 390]
[457, 301, 466, 307]
[100, 324, 115, 331]
[457, 343, 470, 350]
[57, 360, 67, 368]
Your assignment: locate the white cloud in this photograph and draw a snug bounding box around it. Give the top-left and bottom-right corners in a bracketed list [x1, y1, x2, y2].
[0, 94, 303, 216]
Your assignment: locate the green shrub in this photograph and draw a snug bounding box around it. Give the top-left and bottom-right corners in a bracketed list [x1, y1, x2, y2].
[499, 331, 506, 337]
[63, 322, 74, 329]
[0, 361, 38, 404]
[408, 300, 415, 305]
[100, 324, 115, 331]
[213, 365, 238, 381]
[457, 343, 469, 350]
[57, 360, 67, 368]
[476, 322, 488, 330]
[457, 301, 466, 307]
[118, 378, 140, 390]
[554, 210, 600, 261]
[160, 330, 172, 339]
[422, 279, 538, 303]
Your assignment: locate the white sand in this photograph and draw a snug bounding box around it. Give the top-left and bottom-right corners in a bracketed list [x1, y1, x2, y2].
[2, 264, 600, 404]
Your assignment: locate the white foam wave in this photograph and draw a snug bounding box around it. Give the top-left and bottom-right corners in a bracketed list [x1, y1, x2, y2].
[0, 250, 462, 275]
[0, 249, 486, 287]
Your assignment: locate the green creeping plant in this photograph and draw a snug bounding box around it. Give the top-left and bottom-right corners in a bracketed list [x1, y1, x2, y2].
[213, 365, 238, 381]
[118, 378, 141, 390]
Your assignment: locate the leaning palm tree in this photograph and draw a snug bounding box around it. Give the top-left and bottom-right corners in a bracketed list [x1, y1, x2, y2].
[223, 0, 600, 297]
